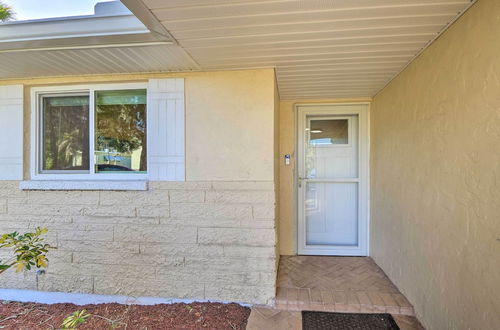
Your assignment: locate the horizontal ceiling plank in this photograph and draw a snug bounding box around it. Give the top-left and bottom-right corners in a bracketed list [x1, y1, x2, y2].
[202, 62, 406, 71]
[278, 68, 400, 78]
[278, 76, 397, 83]
[276, 59, 408, 69]
[162, 3, 467, 30]
[152, 0, 468, 21]
[280, 85, 380, 91]
[279, 72, 394, 78]
[280, 87, 382, 93]
[181, 34, 432, 51]
[278, 66, 401, 74]
[279, 78, 390, 86]
[178, 26, 440, 48]
[280, 94, 372, 100]
[280, 77, 388, 83]
[280, 92, 376, 99]
[192, 52, 416, 66]
[198, 53, 413, 67]
[281, 88, 376, 95]
[173, 15, 456, 40]
[281, 89, 375, 94]
[186, 41, 427, 59]
[277, 75, 394, 83]
[184, 40, 428, 57]
[144, 0, 292, 10]
[278, 80, 390, 86]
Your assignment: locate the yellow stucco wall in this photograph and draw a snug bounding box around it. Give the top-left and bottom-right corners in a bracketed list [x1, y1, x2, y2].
[2, 69, 277, 182]
[370, 0, 500, 329]
[185, 70, 276, 181]
[278, 98, 371, 255]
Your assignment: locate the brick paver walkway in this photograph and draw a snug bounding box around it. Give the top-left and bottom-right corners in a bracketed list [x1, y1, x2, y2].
[275, 255, 415, 315]
[246, 256, 425, 329]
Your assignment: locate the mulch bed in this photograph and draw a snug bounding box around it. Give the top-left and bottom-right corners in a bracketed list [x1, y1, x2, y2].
[0, 300, 250, 329]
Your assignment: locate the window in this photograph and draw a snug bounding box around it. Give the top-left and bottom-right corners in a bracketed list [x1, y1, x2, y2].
[94, 90, 147, 173]
[41, 94, 90, 172]
[34, 83, 147, 179]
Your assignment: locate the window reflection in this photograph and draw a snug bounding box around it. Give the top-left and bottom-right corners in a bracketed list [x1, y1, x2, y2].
[42, 95, 90, 171]
[95, 89, 147, 173]
[309, 119, 348, 145]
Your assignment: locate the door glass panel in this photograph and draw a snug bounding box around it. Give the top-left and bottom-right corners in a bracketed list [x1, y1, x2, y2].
[305, 116, 358, 179]
[305, 182, 358, 246]
[41, 95, 90, 172]
[309, 119, 348, 145]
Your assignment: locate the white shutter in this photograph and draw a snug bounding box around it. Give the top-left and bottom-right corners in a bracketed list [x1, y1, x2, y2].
[0, 85, 23, 180]
[147, 78, 185, 181]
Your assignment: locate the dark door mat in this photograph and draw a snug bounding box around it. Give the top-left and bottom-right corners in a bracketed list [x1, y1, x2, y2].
[302, 311, 400, 330]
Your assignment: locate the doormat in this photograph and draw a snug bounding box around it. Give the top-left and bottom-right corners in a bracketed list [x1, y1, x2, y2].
[302, 311, 400, 330]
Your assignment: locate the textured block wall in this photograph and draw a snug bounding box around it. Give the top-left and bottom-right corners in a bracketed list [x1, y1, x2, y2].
[370, 0, 500, 329]
[0, 181, 277, 304]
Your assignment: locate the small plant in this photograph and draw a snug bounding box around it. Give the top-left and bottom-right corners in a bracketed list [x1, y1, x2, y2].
[61, 309, 91, 329]
[0, 227, 54, 274]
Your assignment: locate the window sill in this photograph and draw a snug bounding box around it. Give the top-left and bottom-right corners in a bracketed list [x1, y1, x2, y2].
[19, 180, 148, 191]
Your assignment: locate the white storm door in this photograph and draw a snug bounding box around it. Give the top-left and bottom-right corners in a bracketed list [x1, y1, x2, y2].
[297, 104, 369, 256]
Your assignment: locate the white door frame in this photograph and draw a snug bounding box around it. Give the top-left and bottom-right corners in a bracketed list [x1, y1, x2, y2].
[295, 103, 370, 256]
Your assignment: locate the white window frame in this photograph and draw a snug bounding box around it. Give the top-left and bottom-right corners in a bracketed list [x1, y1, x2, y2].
[30, 82, 148, 181]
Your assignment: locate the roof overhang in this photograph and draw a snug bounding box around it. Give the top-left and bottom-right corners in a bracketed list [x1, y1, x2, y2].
[0, 1, 172, 53]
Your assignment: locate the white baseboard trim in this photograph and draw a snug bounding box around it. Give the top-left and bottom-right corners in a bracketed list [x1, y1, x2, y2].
[0, 289, 249, 306]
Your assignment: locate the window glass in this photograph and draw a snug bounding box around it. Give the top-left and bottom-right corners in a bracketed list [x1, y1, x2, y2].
[309, 119, 348, 145]
[41, 95, 90, 171]
[94, 89, 147, 173]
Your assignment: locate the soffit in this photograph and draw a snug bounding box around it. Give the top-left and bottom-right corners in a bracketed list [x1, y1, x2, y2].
[0, 45, 198, 79]
[142, 0, 474, 99]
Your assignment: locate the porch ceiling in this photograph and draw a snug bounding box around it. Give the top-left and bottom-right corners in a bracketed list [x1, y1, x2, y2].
[138, 0, 474, 100]
[1, 0, 474, 100]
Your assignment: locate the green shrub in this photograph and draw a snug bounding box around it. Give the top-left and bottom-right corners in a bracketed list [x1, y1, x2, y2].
[0, 227, 54, 274]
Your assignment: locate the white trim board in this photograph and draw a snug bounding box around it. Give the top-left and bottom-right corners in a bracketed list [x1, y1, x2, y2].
[19, 180, 148, 191]
[0, 289, 250, 307]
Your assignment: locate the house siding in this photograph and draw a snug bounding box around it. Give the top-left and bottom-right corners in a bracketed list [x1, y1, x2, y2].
[370, 0, 500, 329]
[0, 69, 279, 305]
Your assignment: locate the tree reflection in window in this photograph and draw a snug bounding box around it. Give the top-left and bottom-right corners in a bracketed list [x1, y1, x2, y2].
[42, 95, 90, 171]
[95, 90, 147, 173]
